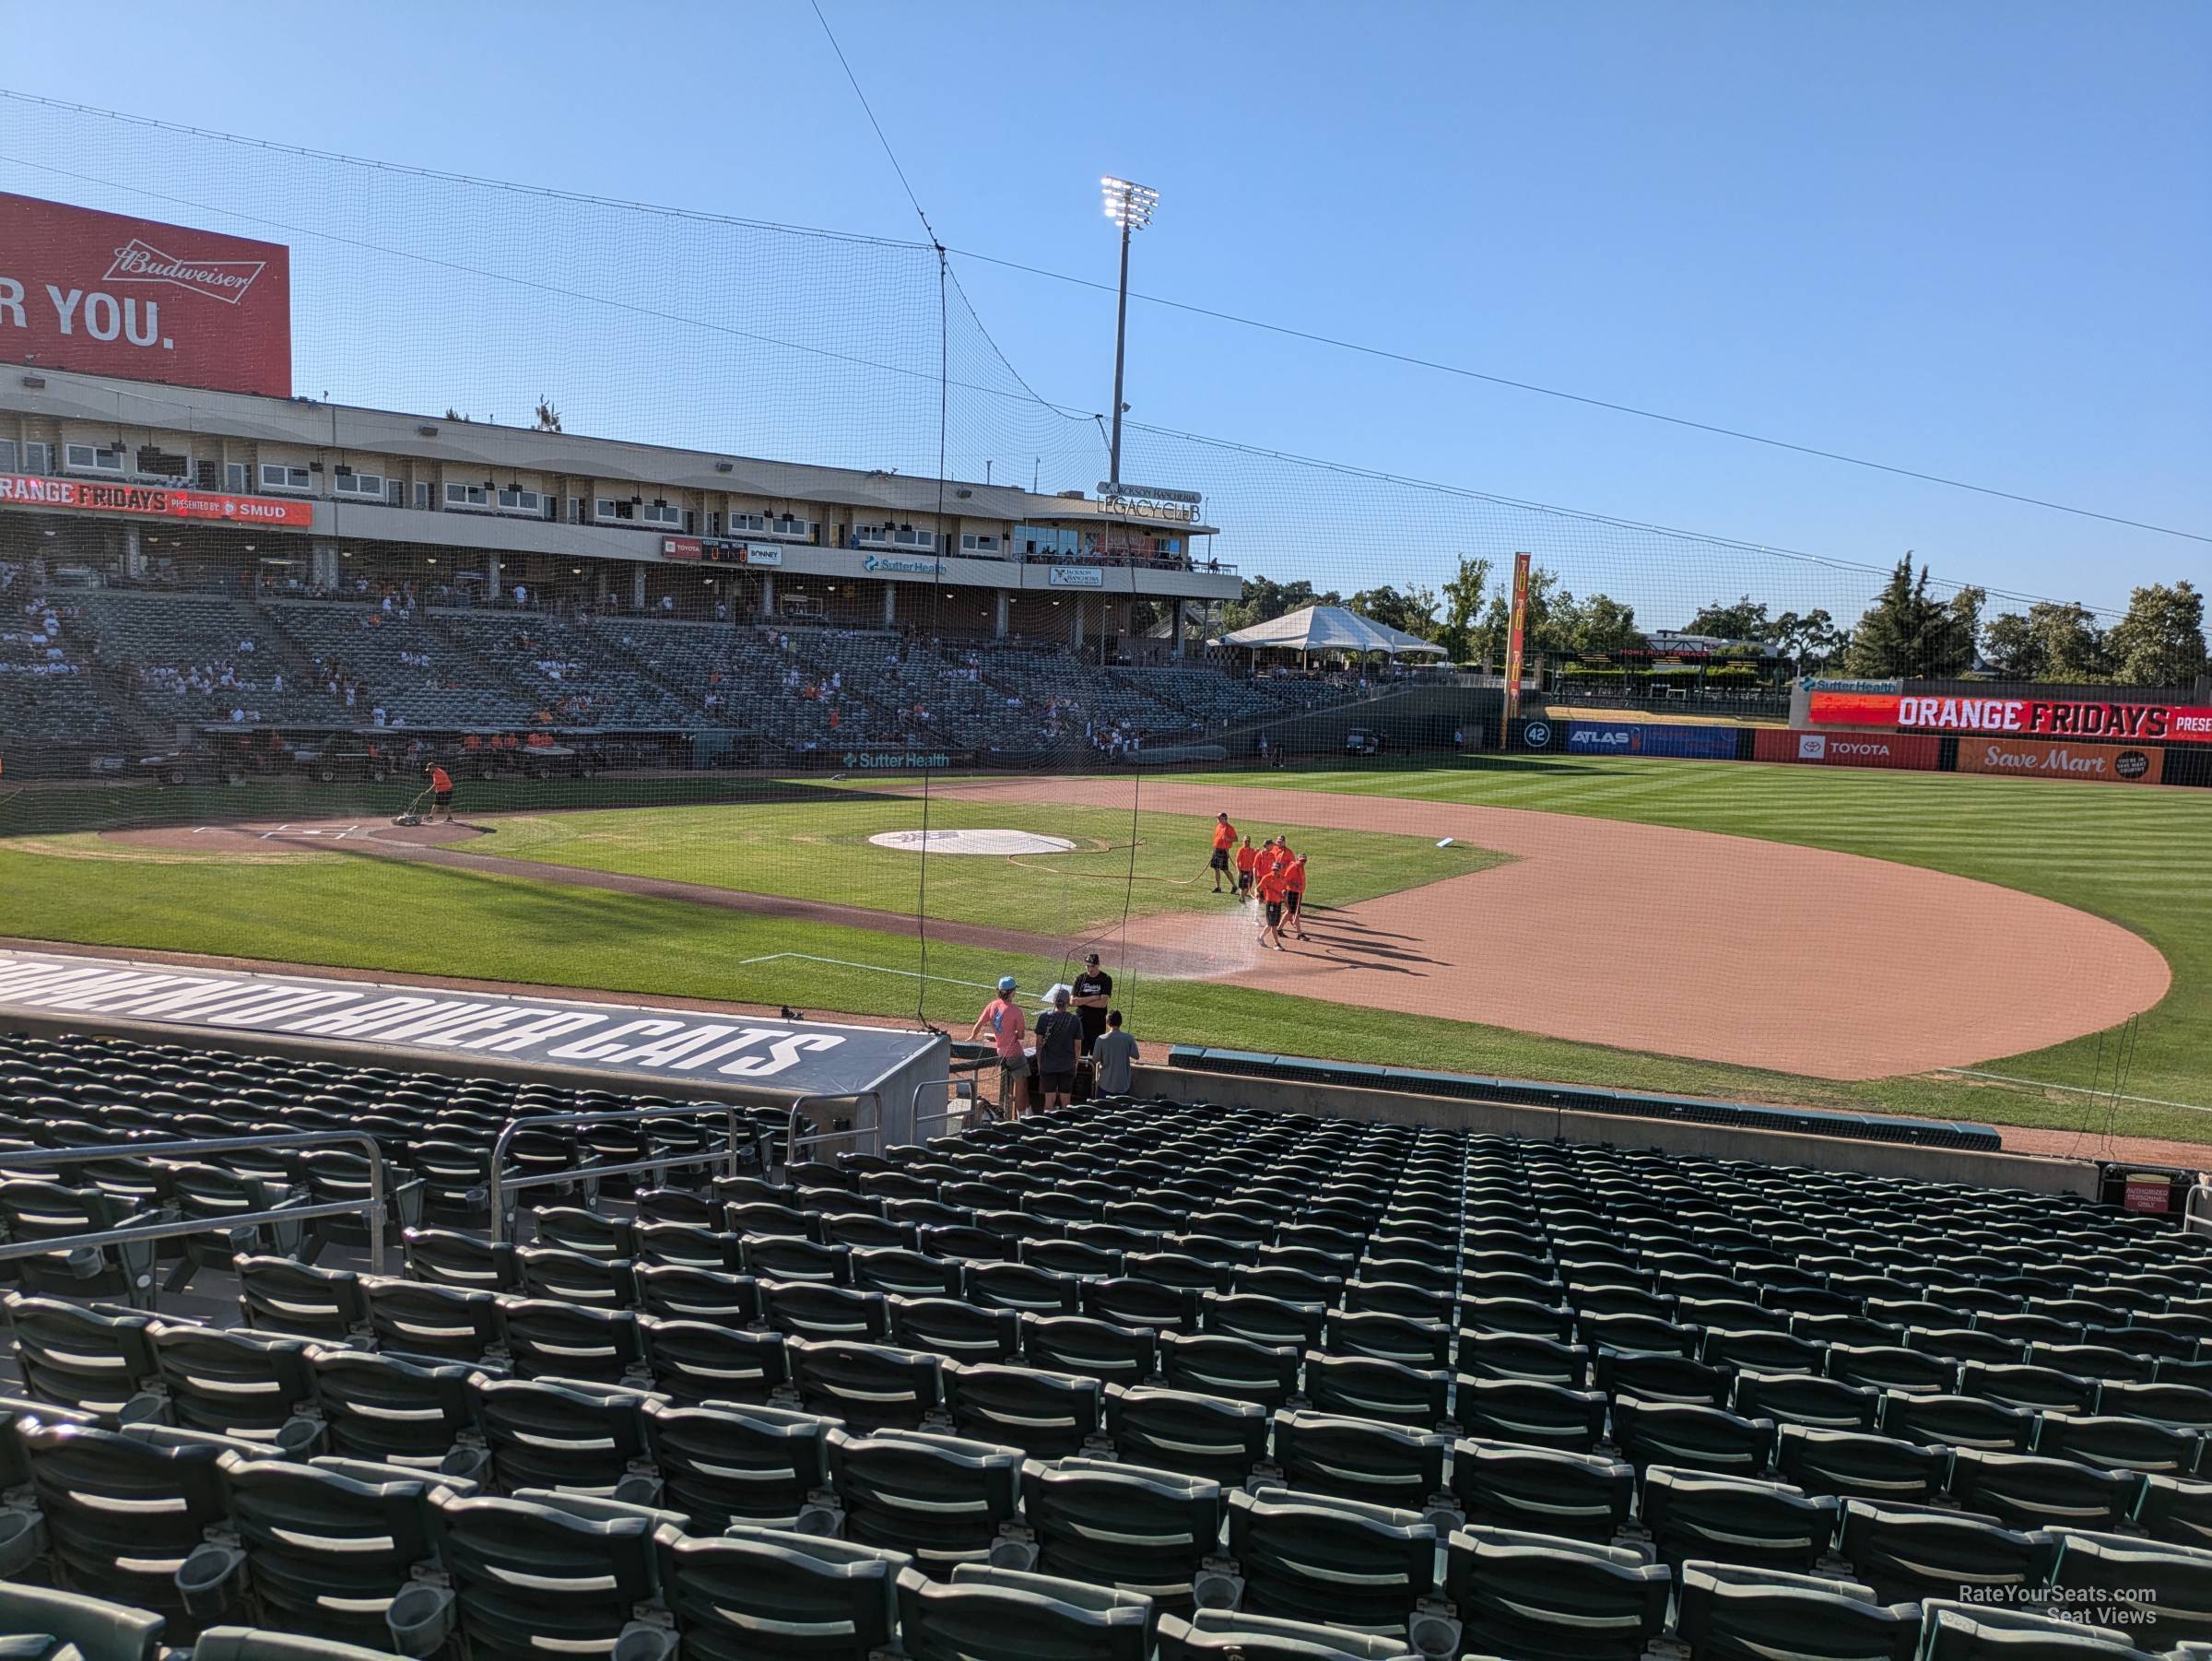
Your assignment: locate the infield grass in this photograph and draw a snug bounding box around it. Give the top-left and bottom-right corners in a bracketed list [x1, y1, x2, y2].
[2, 754, 2207, 1142]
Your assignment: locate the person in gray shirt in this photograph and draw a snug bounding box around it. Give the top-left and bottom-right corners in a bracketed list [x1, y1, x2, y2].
[1090, 1009, 1139, 1098]
[1032, 986, 1086, 1111]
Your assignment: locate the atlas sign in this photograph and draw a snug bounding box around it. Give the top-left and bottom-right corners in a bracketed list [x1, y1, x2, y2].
[0, 194, 292, 398]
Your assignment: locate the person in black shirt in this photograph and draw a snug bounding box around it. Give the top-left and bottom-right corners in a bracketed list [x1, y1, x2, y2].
[1071, 951, 1113, 1055]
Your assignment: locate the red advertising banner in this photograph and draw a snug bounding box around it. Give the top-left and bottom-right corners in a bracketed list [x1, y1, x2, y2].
[0, 194, 292, 398]
[1752, 728, 1942, 771]
[0, 473, 313, 527]
[1955, 736, 2167, 785]
[1808, 689, 2212, 744]
[1499, 550, 1531, 744]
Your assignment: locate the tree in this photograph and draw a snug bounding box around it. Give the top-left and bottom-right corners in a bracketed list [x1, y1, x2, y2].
[1978, 601, 2108, 683]
[1472, 564, 1565, 666]
[1220, 575, 1339, 635]
[1765, 608, 1844, 674]
[533, 396, 564, 433]
[1433, 555, 1492, 663]
[1844, 557, 1980, 677]
[2106, 581, 2208, 688]
[1550, 592, 1641, 655]
[1686, 595, 1771, 641]
[1347, 584, 1440, 640]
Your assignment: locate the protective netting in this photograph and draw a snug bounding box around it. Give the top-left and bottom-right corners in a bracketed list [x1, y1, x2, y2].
[0, 93, 2202, 1138]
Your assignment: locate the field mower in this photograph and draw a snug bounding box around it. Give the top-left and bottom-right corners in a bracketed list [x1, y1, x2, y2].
[391, 786, 435, 829]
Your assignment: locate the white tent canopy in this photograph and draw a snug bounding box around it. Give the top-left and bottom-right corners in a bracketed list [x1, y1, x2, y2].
[1214, 604, 1447, 656]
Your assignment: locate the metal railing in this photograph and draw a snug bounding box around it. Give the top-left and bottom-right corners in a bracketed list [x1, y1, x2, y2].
[783, 1091, 886, 1166]
[484, 1104, 758, 1244]
[912, 1057, 995, 1139]
[0, 1130, 393, 1276]
[2184, 1184, 2212, 1239]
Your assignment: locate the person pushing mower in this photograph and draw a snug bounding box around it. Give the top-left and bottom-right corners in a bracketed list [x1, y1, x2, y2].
[424, 761, 455, 823]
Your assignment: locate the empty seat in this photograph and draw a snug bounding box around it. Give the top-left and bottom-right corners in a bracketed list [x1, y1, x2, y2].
[638, 1316, 788, 1405]
[1914, 1601, 2159, 1659]
[233, 1255, 368, 1342]
[943, 1361, 1103, 1458]
[784, 1337, 942, 1431]
[1324, 1310, 1453, 1370]
[1835, 1499, 2058, 1604]
[468, 1375, 657, 1499]
[1104, 1385, 1271, 1485]
[1775, 1424, 1948, 1504]
[656, 1521, 906, 1661]
[6, 1294, 160, 1420]
[850, 1245, 964, 1298]
[1826, 1345, 1955, 1396]
[1454, 1332, 1589, 1387]
[830, 1428, 1029, 1573]
[495, 1298, 642, 1384]
[305, 1349, 480, 1477]
[759, 1279, 892, 1342]
[1201, 1292, 1327, 1352]
[402, 1227, 518, 1293]
[1156, 1608, 1423, 1660]
[1159, 1332, 1301, 1411]
[217, 1452, 449, 1649]
[1022, 1314, 1159, 1386]
[1610, 1397, 1777, 1479]
[1959, 1361, 2100, 1416]
[360, 1278, 500, 1364]
[1673, 1561, 1920, 1661]
[1735, 1371, 1880, 1431]
[1877, 1392, 2034, 1453]
[2139, 1474, 2212, 1551]
[1022, 1455, 1228, 1602]
[1454, 1376, 1606, 1455]
[0, 1582, 163, 1661]
[1443, 1524, 1669, 1661]
[2036, 1410, 2203, 1476]
[432, 1492, 663, 1661]
[1271, 1410, 1448, 1511]
[2047, 1528, 2212, 1651]
[643, 1399, 835, 1530]
[1947, 1448, 2139, 1532]
[1641, 1467, 1839, 1572]
[893, 1562, 1155, 1661]
[888, 1294, 1020, 1362]
[1300, 1353, 1450, 1429]
[1228, 1488, 1441, 1639]
[516, 1244, 637, 1310]
[1449, 1438, 1633, 1541]
[1595, 1349, 1731, 1408]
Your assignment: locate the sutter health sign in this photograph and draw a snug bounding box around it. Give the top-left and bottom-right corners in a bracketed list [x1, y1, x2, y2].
[1956, 737, 2166, 785]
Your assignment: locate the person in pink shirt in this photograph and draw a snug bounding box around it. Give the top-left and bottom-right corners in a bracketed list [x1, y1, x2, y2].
[969, 974, 1030, 1118]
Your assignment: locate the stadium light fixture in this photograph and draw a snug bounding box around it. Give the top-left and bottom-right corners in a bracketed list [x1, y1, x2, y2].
[1100, 176, 1159, 492]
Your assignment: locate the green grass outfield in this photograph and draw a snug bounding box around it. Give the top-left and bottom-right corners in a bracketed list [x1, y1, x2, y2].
[0, 755, 2206, 1142]
[484, 799, 1503, 932]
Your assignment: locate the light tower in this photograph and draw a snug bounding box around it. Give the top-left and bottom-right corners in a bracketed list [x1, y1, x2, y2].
[1100, 175, 1158, 490]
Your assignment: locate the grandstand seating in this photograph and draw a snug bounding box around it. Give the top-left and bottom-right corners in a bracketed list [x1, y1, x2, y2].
[262, 598, 537, 728]
[2, 1027, 2211, 1658]
[76, 591, 345, 726]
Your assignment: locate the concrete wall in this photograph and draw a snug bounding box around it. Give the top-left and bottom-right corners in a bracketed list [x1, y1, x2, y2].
[1248, 684, 1504, 757]
[1133, 1063, 2102, 1197]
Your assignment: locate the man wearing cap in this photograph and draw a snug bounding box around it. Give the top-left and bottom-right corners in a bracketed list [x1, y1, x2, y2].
[1070, 952, 1113, 1057]
[969, 975, 1029, 1119]
[1033, 986, 1086, 1113]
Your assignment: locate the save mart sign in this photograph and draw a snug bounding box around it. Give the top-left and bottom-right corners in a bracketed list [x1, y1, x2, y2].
[1808, 689, 2212, 744]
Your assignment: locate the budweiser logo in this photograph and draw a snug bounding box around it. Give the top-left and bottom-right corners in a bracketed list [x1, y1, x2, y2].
[102, 239, 265, 305]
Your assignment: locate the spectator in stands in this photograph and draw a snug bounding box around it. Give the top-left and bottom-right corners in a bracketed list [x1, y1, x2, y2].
[1209, 812, 1237, 892]
[1071, 953, 1112, 1055]
[1091, 1010, 1138, 1097]
[970, 976, 1029, 1118]
[1033, 987, 1084, 1112]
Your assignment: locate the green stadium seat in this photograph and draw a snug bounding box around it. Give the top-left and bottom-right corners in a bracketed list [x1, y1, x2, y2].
[1641, 1467, 1839, 1573]
[1673, 1561, 1921, 1661]
[655, 1522, 906, 1661]
[942, 1360, 1103, 1457]
[1835, 1499, 2057, 1605]
[644, 1399, 836, 1531]
[1448, 1438, 1633, 1541]
[893, 1562, 1155, 1661]
[1775, 1424, 1949, 1504]
[1443, 1525, 1668, 1661]
[1228, 1488, 1441, 1640]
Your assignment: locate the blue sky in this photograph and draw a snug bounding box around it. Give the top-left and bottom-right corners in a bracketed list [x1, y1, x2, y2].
[0, 0, 2204, 629]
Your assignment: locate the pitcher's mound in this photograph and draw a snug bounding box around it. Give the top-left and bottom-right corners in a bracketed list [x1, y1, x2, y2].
[867, 829, 1076, 856]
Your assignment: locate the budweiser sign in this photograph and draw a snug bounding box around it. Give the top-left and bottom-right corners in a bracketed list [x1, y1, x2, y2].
[103, 238, 265, 306]
[0, 194, 291, 397]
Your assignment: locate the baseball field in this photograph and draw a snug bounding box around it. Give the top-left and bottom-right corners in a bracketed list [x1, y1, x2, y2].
[0, 752, 2206, 1145]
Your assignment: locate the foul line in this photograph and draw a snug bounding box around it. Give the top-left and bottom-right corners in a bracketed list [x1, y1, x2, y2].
[739, 951, 1003, 994]
[1935, 1067, 2212, 1117]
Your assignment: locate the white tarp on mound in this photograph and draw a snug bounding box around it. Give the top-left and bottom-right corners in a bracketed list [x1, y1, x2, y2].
[1214, 604, 1448, 656]
[867, 829, 1076, 856]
